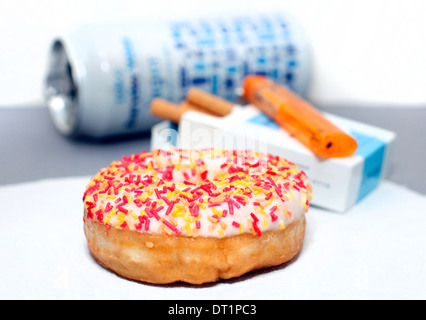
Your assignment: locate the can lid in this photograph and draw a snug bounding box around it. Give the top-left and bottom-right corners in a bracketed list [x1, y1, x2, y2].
[45, 40, 79, 136]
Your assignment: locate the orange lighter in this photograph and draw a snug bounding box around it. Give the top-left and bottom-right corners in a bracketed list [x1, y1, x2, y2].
[242, 75, 357, 158]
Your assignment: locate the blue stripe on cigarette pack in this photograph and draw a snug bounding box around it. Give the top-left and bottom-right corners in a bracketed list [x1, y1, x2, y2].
[350, 131, 386, 202]
[248, 113, 280, 129]
[248, 113, 387, 203]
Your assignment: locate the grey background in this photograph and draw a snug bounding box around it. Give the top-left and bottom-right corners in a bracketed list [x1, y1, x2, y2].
[1, 105, 425, 195]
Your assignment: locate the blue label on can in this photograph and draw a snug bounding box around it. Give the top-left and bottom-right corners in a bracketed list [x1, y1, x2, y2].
[111, 14, 309, 134]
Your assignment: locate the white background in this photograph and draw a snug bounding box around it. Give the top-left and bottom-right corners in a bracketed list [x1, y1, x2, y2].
[1, 0, 426, 107]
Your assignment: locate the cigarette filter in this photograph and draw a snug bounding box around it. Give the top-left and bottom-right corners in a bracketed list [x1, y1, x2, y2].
[243, 76, 357, 158]
[186, 88, 234, 116]
[150, 96, 226, 124]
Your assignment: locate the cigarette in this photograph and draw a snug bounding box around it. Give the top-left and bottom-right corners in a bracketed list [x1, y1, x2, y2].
[179, 100, 218, 116]
[186, 88, 233, 116]
[150, 98, 220, 123]
[150, 99, 186, 124]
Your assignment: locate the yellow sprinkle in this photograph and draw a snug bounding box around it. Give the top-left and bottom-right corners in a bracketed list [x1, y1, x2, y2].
[264, 217, 268, 229]
[117, 213, 126, 224]
[239, 223, 244, 234]
[140, 209, 146, 216]
[172, 208, 185, 218]
[185, 223, 192, 236]
[131, 212, 138, 220]
[211, 208, 222, 217]
[218, 229, 224, 238]
[157, 200, 163, 205]
[107, 195, 116, 200]
[279, 221, 286, 229]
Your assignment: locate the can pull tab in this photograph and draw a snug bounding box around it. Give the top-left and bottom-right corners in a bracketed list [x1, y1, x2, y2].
[243, 75, 357, 158]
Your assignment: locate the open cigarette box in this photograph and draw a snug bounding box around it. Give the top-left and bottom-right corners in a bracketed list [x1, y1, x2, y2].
[151, 104, 396, 212]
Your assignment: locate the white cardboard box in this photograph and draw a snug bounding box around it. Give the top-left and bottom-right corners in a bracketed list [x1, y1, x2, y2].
[151, 105, 396, 212]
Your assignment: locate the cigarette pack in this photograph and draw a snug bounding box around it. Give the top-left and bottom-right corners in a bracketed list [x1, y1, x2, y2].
[151, 105, 396, 212]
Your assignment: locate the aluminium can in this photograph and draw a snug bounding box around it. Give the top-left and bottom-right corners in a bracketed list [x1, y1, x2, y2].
[44, 13, 311, 139]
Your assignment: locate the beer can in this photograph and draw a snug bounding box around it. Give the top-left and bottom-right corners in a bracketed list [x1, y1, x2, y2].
[44, 13, 311, 139]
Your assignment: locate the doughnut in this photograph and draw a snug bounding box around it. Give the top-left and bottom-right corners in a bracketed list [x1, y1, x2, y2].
[83, 148, 312, 284]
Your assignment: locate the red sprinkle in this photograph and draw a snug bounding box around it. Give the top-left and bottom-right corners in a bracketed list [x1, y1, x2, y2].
[104, 202, 113, 212]
[208, 202, 221, 207]
[154, 188, 162, 200]
[252, 222, 262, 237]
[163, 220, 182, 234]
[250, 213, 259, 223]
[190, 204, 200, 217]
[161, 196, 170, 205]
[165, 201, 175, 215]
[200, 170, 208, 180]
[117, 206, 128, 214]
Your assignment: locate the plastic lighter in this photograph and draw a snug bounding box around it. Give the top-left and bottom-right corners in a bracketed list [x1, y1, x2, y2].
[242, 75, 358, 158]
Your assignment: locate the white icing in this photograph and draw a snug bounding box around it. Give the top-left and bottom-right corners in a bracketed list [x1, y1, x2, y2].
[85, 149, 311, 238]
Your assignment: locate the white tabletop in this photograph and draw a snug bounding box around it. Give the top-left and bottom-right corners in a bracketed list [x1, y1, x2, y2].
[0, 176, 425, 299]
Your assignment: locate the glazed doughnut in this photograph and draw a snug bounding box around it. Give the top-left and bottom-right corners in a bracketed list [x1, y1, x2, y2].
[83, 148, 312, 284]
